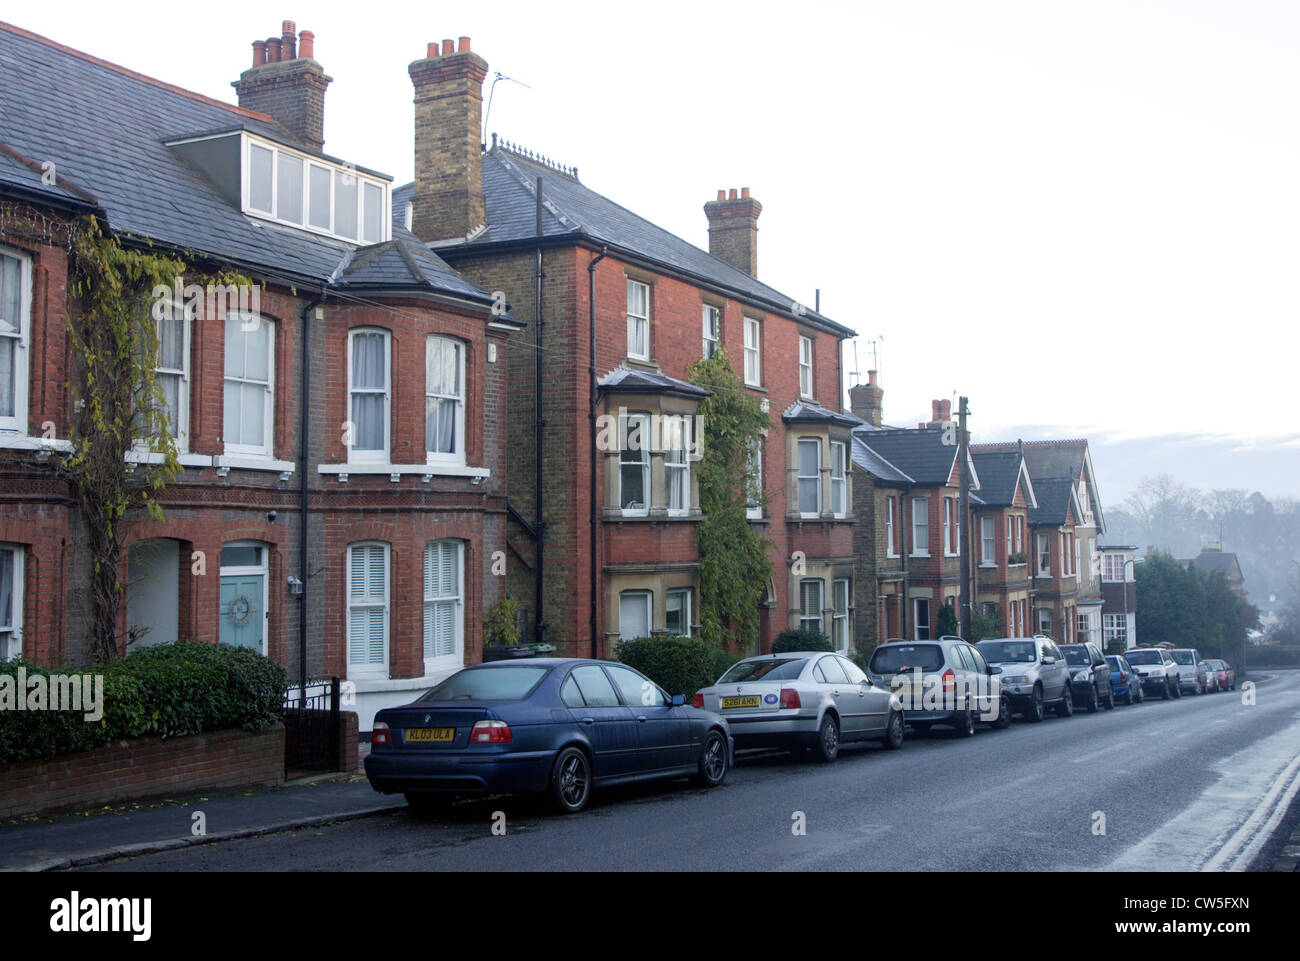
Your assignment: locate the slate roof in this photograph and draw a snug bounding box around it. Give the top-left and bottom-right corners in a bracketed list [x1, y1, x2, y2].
[851, 427, 961, 487]
[597, 365, 710, 399]
[782, 401, 860, 428]
[394, 145, 856, 338]
[0, 22, 492, 305]
[969, 450, 1034, 508]
[1181, 551, 1244, 580]
[1027, 477, 1076, 526]
[974, 438, 1101, 528]
[850, 433, 914, 485]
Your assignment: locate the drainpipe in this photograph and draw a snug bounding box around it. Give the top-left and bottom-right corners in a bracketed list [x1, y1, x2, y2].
[587, 245, 608, 658]
[299, 290, 326, 698]
[534, 178, 546, 645]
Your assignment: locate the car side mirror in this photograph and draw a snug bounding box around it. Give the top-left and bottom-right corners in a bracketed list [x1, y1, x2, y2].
[861, 677, 874, 687]
[989, 665, 1003, 675]
[1041, 656, 1055, 665]
[671, 694, 685, 707]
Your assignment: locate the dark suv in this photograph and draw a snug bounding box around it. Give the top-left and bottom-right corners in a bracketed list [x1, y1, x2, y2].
[1059, 642, 1115, 712]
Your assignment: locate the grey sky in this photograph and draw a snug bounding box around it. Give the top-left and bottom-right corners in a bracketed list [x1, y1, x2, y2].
[9, 0, 1297, 503]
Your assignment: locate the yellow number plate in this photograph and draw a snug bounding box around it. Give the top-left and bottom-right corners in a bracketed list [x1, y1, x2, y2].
[405, 727, 456, 743]
[721, 696, 761, 709]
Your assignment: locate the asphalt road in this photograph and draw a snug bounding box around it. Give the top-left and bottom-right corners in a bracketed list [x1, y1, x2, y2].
[88, 670, 1300, 872]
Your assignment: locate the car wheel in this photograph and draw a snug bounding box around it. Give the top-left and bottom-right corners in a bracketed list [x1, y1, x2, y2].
[881, 709, 905, 750]
[692, 729, 729, 787]
[1085, 683, 1099, 713]
[991, 693, 1012, 730]
[954, 709, 976, 737]
[814, 713, 840, 763]
[1055, 684, 1074, 718]
[549, 746, 592, 814]
[404, 792, 455, 815]
[1025, 685, 1045, 723]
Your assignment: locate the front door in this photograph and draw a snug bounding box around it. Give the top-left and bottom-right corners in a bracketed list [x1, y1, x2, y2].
[219, 542, 267, 653]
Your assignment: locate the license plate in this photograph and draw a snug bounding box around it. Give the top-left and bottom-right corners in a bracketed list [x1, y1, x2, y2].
[720, 695, 761, 709]
[405, 727, 456, 743]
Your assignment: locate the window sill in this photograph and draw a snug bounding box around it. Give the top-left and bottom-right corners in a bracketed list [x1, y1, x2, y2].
[978, 562, 997, 569]
[125, 450, 217, 469]
[217, 454, 296, 475]
[0, 433, 73, 453]
[319, 463, 490, 483]
[911, 552, 931, 559]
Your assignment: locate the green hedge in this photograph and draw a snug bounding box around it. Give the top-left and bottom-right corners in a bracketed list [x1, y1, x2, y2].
[617, 636, 742, 698]
[0, 642, 288, 765]
[773, 628, 833, 653]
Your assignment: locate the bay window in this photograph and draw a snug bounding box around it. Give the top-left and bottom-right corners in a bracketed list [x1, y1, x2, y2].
[0, 248, 30, 434]
[830, 441, 846, 518]
[426, 335, 465, 464]
[665, 415, 691, 515]
[619, 412, 650, 515]
[348, 329, 389, 462]
[797, 439, 820, 517]
[800, 579, 824, 634]
[666, 588, 691, 637]
[0, 544, 22, 661]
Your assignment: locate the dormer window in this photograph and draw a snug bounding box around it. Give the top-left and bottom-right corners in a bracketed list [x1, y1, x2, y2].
[242, 135, 390, 244]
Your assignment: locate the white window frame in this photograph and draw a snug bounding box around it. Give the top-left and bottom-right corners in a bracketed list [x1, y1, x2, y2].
[886, 496, 897, 557]
[0, 247, 31, 435]
[797, 438, 821, 518]
[665, 415, 691, 516]
[619, 411, 651, 517]
[346, 542, 390, 680]
[223, 313, 275, 457]
[943, 497, 956, 556]
[241, 134, 391, 244]
[0, 544, 23, 661]
[666, 587, 692, 637]
[832, 578, 850, 652]
[1103, 613, 1128, 648]
[702, 304, 720, 359]
[799, 578, 825, 635]
[424, 540, 464, 674]
[626, 279, 650, 362]
[619, 589, 653, 641]
[1037, 532, 1051, 576]
[830, 441, 847, 518]
[153, 299, 191, 451]
[798, 335, 813, 399]
[981, 516, 996, 566]
[1037, 607, 1052, 636]
[743, 317, 761, 386]
[745, 439, 763, 520]
[347, 328, 390, 464]
[425, 335, 466, 466]
[911, 497, 930, 557]
[1015, 515, 1024, 553]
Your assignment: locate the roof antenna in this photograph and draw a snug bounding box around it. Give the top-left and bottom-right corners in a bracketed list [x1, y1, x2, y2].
[483, 71, 531, 145]
[850, 341, 861, 388]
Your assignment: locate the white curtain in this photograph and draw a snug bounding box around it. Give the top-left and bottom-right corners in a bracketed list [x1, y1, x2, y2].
[351, 333, 386, 450]
[425, 339, 461, 455]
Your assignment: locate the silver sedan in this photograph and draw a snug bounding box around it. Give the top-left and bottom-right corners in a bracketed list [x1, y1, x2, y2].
[694, 651, 904, 762]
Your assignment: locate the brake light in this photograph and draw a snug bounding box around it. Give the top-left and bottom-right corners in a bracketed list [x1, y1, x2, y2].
[692, 693, 704, 709]
[371, 722, 391, 746]
[469, 719, 512, 744]
[779, 688, 801, 709]
[942, 669, 956, 693]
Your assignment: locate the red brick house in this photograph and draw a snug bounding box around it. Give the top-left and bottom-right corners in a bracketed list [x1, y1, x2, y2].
[396, 38, 859, 656]
[0, 21, 521, 729]
[968, 447, 1037, 637]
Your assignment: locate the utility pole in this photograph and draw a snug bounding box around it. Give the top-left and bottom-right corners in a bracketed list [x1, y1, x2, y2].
[958, 396, 971, 640]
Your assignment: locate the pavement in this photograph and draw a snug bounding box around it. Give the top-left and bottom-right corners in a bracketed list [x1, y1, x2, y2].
[0, 767, 402, 872]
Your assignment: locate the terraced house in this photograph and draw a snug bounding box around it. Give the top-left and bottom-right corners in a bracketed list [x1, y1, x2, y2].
[968, 445, 1037, 637]
[0, 21, 522, 728]
[397, 38, 859, 655]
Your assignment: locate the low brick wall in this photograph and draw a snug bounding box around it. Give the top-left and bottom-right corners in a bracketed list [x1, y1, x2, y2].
[0, 724, 285, 819]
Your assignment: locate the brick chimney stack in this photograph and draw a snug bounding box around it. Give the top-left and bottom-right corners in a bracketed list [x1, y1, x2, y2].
[849, 370, 884, 427]
[704, 187, 762, 277]
[233, 21, 331, 151]
[408, 38, 488, 243]
[926, 399, 953, 428]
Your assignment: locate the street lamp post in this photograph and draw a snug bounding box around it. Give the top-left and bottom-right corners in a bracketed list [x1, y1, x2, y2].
[1120, 557, 1136, 651]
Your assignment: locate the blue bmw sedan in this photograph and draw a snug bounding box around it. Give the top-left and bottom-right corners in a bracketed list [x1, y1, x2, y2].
[364, 658, 733, 814]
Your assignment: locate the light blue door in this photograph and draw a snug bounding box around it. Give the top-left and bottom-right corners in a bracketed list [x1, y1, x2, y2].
[219, 574, 264, 651]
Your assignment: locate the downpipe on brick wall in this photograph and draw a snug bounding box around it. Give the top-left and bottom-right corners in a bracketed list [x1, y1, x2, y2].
[588, 244, 608, 659]
[299, 289, 326, 697]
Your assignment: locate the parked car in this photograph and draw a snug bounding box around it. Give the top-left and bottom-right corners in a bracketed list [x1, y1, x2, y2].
[1123, 647, 1181, 699]
[694, 651, 904, 762]
[1105, 654, 1144, 705]
[1204, 658, 1236, 691]
[976, 635, 1073, 721]
[1169, 648, 1208, 695]
[1059, 642, 1115, 712]
[865, 637, 1012, 737]
[1202, 662, 1221, 693]
[364, 658, 733, 814]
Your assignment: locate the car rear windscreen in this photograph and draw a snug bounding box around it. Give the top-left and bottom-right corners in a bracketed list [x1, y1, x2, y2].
[1169, 650, 1195, 665]
[719, 658, 808, 683]
[978, 640, 1036, 664]
[419, 666, 549, 701]
[868, 644, 945, 674]
[1125, 649, 1163, 665]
